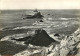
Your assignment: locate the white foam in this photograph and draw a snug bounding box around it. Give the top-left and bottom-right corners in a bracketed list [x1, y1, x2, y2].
[49, 34, 61, 42]
[13, 50, 31, 56]
[0, 36, 11, 41]
[60, 18, 68, 20]
[0, 28, 3, 31]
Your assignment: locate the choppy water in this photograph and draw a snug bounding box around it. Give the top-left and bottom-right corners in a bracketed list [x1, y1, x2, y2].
[0, 10, 79, 36]
[0, 9, 80, 55]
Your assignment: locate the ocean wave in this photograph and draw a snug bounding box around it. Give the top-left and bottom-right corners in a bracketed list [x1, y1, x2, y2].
[59, 18, 68, 20]
[59, 18, 79, 20]
[0, 28, 3, 31]
[0, 33, 28, 45]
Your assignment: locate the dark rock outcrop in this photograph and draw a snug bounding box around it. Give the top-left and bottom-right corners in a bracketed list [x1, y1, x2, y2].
[28, 29, 56, 46]
[12, 29, 56, 46]
[39, 20, 43, 22]
[54, 33, 60, 37]
[23, 9, 44, 19]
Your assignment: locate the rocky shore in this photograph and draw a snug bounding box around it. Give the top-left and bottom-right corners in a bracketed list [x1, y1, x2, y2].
[13, 28, 80, 56]
[0, 28, 80, 56]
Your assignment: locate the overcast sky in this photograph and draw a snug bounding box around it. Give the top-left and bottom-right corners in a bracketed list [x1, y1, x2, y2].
[0, 0, 80, 10]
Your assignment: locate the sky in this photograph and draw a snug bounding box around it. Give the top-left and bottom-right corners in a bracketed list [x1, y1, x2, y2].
[0, 0, 80, 10]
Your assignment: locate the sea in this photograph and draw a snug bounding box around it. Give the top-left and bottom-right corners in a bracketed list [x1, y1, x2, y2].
[0, 9, 80, 55]
[0, 10, 80, 37]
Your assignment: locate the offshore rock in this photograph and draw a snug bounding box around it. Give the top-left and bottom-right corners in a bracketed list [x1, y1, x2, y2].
[12, 29, 56, 46]
[1, 28, 80, 56]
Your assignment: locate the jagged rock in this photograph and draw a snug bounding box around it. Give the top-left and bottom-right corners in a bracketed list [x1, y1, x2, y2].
[60, 28, 80, 56]
[54, 33, 60, 37]
[23, 9, 43, 19]
[1, 28, 80, 56]
[28, 29, 56, 46]
[47, 45, 60, 56]
[40, 20, 43, 22]
[12, 29, 56, 46]
[47, 28, 80, 56]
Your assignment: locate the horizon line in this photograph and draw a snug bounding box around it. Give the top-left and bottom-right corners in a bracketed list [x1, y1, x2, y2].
[0, 9, 80, 10]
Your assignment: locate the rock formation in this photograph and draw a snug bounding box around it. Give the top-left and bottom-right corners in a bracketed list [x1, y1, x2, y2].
[13, 28, 80, 56]
[1, 28, 80, 56]
[12, 29, 56, 46]
[47, 28, 80, 56]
